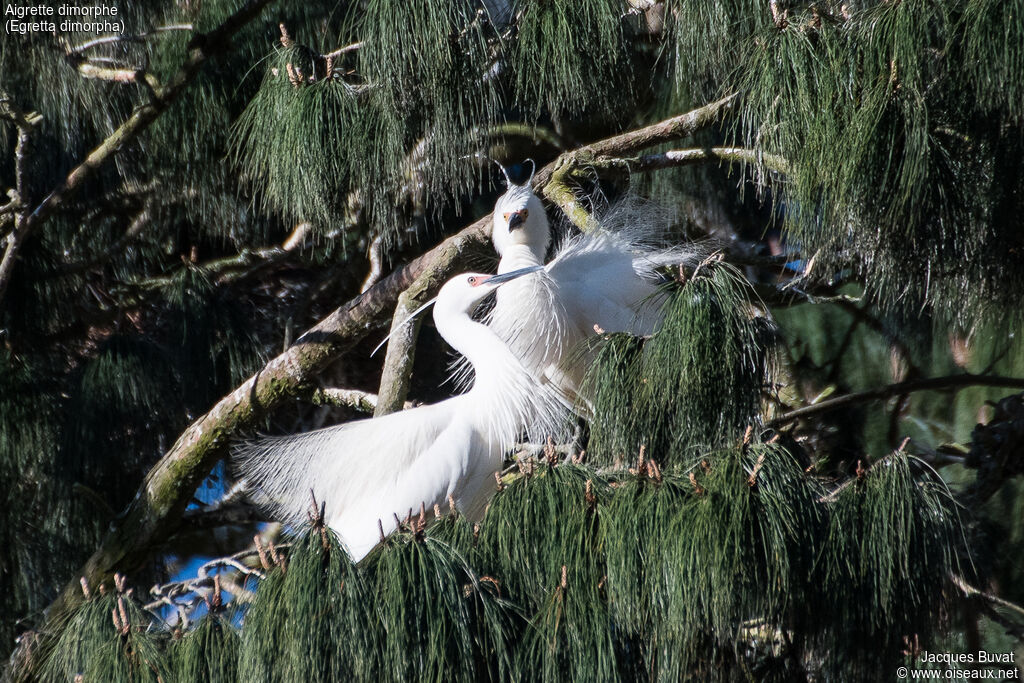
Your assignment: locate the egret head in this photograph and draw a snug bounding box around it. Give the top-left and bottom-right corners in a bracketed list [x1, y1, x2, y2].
[372, 267, 543, 357]
[492, 182, 550, 259]
[434, 266, 545, 321]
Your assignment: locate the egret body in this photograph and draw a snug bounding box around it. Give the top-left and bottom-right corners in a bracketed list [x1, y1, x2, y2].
[237, 267, 552, 561]
[488, 179, 693, 404]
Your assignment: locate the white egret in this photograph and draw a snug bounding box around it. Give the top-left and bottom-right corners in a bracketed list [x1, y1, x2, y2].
[484, 169, 697, 405]
[236, 266, 561, 561]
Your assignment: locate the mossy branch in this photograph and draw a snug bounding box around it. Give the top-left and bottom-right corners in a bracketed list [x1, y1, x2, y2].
[375, 291, 427, 416]
[596, 146, 791, 176]
[311, 387, 381, 413]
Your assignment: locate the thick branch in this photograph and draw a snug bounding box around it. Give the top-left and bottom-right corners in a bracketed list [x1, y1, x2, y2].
[311, 387, 379, 413]
[0, 96, 39, 314]
[533, 92, 739, 188]
[375, 290, 427, 416]
[574, 92, 740, 160]
[769, 374, 1024, 427]
[375, 244, 471, 415]
[0, 0, 275, 312]
[179, 500, 267, 531]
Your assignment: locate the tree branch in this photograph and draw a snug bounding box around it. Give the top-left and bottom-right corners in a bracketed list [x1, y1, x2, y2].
[375, 245, 472, 416]
[0, 0, 276, 313]
[375, 290, 427, 416]
[537, 94, 752, 230]
[595, 146, 791, 176]
[179, 500, 267, 531]
[769, 374, 1024, 427]
[309, 386, 416, 413]
[71, 24, 194, 53]
[950, 574, 1024, 642]
[0, 94, 40, 317]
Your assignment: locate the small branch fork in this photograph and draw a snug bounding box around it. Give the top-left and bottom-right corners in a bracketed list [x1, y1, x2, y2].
[143, 541, 289, 631]
[274, 23, 364, 88]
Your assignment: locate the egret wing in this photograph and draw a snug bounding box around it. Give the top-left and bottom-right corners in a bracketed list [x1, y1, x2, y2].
[235, 400, 455, 557]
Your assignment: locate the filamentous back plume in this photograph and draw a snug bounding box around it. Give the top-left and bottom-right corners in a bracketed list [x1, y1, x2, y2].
[235, 268, 567, 561]
[479, 176, 702, 409]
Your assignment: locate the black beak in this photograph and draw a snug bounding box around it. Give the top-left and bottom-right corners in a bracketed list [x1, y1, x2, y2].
[485, 265, 544, 285]
[507, 211, 526, 230]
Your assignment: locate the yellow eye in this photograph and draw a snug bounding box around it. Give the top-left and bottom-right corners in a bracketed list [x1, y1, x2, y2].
[503, 212, 511, 221]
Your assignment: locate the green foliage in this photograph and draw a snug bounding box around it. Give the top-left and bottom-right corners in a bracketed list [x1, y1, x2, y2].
[819, 453, 963, 678]
[512, 0, 631, 119]
[234, 0, 499, 243]
[28, 448, 968, 681]
[239, 529, 373, 682]
[663, 0, 770, 104]
[0, 355, 68, 651]
[602, 443, 822, 680]
[737, 0, 1024, 322]
[231, 49, 363, 235]
[40, 591, 169, 683]
[171, 612, 240, 683]
[476, 463, 616, 681]
[370, 527, 515, 682]
[584, 263, 768, 466]
[962, 0, 1024, 121]
[160, 266, 264, 402]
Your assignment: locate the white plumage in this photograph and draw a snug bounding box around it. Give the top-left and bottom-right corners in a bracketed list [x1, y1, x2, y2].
[236, 267, 561, 561]
[487, 180, 697, 405]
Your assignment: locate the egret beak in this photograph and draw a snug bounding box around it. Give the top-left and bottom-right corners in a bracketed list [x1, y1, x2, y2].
[484, 265, 544, 285]
[507, 210, 527, 230]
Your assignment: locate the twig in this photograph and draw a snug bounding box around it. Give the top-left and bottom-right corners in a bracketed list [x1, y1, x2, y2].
[770, 374, 1024, 427]
[950, 573, 1024, 640]
[323, 41, 364, 59]
[361, 234, 385, 293]
[59, 202, 153, 275]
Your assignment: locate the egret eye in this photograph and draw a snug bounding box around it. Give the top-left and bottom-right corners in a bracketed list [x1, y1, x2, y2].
[467, 276, 479, 286]
[503, 212, 511, 222]
[520, 209, 529, 219]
